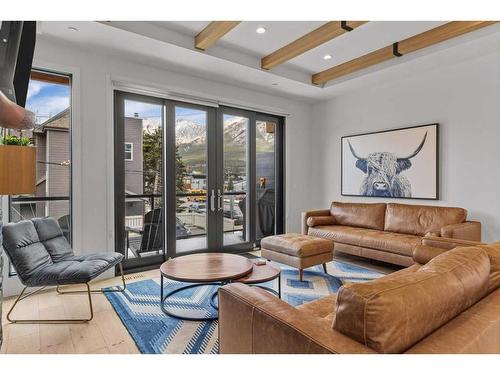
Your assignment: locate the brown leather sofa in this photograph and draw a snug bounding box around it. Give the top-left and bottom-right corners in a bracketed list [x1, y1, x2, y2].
[218, 241, 500, 354]
[302, 201, 481, 266]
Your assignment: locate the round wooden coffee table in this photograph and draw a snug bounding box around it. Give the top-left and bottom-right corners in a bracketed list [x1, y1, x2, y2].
[209, 263, 281, 309]
[236, 263, 281, 297]
[160, 253, 253, 321]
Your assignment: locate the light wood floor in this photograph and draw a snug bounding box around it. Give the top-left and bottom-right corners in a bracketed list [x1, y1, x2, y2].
[1, 252, 397, 354]
[1, 268, 159, 354]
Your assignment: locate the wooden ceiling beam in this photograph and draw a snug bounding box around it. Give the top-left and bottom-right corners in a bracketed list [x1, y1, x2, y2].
[312, 21, 497, 85]
[30, 71, 70, 85]
[195, 21, 241, 51]
[261, 21, 367, 70]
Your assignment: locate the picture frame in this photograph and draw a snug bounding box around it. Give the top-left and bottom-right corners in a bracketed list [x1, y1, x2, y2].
[341, 123, 439, 200]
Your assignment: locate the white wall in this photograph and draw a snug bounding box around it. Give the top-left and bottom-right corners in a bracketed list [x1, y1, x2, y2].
[2, 35, 313, 296]
[310, 32, 500, 242]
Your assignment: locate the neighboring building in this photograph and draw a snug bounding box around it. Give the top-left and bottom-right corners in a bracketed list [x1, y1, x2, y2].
[33, 108, 71, 221]
[19, 111, 145, 224]
[124, 116, 145, 217]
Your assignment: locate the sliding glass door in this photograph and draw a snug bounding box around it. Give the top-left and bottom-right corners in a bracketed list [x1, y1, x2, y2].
[114, 91, 284, 271]
[167, 102, 218, 256]
[219, 108, 254, 251]
[114, 92, 166, 270]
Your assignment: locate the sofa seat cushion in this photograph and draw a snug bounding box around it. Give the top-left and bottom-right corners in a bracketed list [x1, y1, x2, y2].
[26, 252, 123, 286]
[308, 225, 421, 256]
[260, 233, 334, 257]
[297, 294, 337, 326]
[357, 230, 422, 257]
[333, 247, 490, 353]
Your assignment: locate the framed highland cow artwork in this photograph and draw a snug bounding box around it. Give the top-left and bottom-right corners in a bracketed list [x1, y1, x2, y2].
[341, 123, 439, 200]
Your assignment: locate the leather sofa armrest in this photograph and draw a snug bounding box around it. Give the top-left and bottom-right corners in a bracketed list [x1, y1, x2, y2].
[218, 283, 375, 354]
[441, 221, 481, 241]
[422, 236, 485, 250]
[413, 245, 448, 264]
[301, 209, 331, 235]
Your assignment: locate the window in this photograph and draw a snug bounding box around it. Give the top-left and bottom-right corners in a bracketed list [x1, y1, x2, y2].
[9, 69, 72, 244]
[124, 142, 133, 161]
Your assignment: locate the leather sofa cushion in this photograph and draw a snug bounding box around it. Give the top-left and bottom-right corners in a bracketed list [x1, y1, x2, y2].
[359, 230, 422, 256]
[384, 203, 467, 236]
[33, 217, 73, 262]
[260, 233, 334, 257]
[2, 220, 53, 283]
[333, 247, 490, 353]
[479, 242, 500, 293]
[406, 287, 500, 354]
[330, 202, 386, 231]
[308, 225, 421, 256]
[297, 294, 337, 325]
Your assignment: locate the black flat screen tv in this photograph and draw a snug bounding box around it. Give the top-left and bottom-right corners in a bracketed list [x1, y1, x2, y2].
[0, 21, 36, 107]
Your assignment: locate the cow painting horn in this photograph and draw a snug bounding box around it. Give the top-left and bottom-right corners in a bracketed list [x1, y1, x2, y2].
[398, 131, 428, 160]
[347, 140, 365, 160]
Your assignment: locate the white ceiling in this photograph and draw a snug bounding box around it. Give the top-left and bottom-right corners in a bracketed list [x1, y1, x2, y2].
[38, 21, 500, 102]
[154, 21, 447, 74]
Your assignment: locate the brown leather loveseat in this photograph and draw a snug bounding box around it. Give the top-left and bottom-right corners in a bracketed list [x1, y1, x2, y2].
[218, 241, 500, 354]
[302, 201, 481, 266]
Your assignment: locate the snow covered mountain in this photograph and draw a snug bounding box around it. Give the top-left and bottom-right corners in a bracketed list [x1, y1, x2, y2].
[138, 116, 274, 157]
[175, 117, 274, 146]
[175, 119, 207, 145]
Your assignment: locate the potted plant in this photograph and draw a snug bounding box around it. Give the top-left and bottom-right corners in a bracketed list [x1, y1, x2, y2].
[0, 129, 36, 194]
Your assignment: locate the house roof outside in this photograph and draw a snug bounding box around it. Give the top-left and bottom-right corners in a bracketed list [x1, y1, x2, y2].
[34, 107, 70, 133]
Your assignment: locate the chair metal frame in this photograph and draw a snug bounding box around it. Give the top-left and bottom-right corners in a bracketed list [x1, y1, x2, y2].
[6, 263, 126, 324]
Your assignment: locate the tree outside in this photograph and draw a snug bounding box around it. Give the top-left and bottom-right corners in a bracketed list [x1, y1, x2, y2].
[142, 127, 187, 212]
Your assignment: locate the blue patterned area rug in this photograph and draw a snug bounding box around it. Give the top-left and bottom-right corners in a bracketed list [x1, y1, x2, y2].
[104, 260, 384, 354]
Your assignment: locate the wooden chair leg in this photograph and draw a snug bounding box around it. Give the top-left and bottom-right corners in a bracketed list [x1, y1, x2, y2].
[323, 263, 328, 274]
[299, 269, 304, 281]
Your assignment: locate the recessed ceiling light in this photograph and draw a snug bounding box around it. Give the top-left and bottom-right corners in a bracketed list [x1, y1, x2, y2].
[256, 27, 266, 34]
[67, 26, 79, 32]
[323, 54, 332, 60]
[2, 38, 7, 43]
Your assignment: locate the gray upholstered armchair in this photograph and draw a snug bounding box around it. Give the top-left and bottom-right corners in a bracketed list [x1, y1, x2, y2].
[1, 217, 126, 324]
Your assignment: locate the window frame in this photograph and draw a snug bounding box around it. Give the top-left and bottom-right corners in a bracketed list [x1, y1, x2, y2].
[124, 142, 134, 161]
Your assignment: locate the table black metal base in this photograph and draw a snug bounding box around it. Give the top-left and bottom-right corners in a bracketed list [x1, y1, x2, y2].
[160, 275, 223, 321]
[160, 274, 281, 321]
[208, 277, 281, 310]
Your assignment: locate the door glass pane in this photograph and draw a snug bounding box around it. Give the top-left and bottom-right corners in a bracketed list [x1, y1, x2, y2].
[256, 120, 276, 241]
[223, 114, 249, 246]
[175, 106, 208, 253]
[123, 100, 164, 260]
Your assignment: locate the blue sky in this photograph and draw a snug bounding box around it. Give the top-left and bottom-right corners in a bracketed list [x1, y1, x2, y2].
[176, 107, 206, 125]
[26, 80, 70, 124]
[26, 81, 207, 126]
